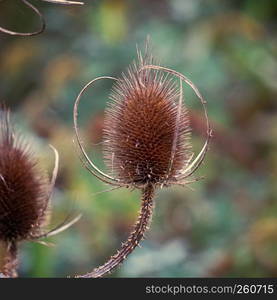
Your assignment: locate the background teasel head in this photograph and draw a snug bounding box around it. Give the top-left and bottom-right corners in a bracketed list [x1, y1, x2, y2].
[0, 106, 80, 278]
[73, 43, 212, 278]
[0, 0, 84, 37]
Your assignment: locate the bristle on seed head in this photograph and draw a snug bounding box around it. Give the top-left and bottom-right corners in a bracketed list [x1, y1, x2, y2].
[103, 49, 191, 186]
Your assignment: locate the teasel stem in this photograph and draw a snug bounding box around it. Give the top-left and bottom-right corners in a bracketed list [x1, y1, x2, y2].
[78, 184, 155, 278]
[2, 241, 18, 278]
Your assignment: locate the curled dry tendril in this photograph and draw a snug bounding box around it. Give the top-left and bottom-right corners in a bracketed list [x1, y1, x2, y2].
[0, 0, 84, 36]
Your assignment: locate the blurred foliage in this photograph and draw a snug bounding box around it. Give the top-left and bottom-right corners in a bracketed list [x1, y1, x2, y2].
[0, 0, 277, 277]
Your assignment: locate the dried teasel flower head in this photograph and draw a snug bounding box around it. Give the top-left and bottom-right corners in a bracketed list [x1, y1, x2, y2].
[0, 0, 84, 36]
[73, 42, 212, 278]
[0, 106, 80, 277]
[103, 51, 191, 187]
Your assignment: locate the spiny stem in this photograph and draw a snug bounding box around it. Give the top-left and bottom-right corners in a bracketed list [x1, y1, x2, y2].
[78, 184, 155, 278]
[1, 241, 18, 278]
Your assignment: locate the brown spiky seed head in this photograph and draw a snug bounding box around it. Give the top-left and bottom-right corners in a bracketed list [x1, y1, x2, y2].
[0, 108, 49, 242]
[103, 51, 191, 186]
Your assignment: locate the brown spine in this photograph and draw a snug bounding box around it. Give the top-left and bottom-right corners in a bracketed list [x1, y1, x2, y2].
[79, 184, 155, 278]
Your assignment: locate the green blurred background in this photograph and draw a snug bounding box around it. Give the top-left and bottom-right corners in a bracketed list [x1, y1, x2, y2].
[0, 0, 277, 277]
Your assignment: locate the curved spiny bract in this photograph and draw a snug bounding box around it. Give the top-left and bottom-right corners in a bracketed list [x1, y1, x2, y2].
[78, 184, 155, 278]
[103, 53, 191, 187]
[139, 65, 212, 183]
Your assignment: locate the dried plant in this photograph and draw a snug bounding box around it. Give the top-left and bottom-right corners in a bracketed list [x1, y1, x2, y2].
[73, 43, 212, 277]
[0, 106, 80, 277]
[0, 0, 84, 36]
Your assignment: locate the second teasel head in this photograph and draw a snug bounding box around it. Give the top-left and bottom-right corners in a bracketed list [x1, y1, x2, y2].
[0, 106, 80, 277]
[0, 108, 50, 243]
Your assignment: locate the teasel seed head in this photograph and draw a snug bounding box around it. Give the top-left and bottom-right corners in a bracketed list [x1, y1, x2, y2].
[0, 106, 81, 277]
[0, 108, 49, 243]
[73, 42, 212, 278]
[103, 51, 191, 187]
